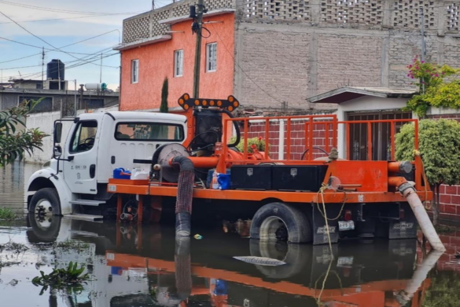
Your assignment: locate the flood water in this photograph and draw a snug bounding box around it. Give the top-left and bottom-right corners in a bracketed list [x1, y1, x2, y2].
[1, 163, 460, 306]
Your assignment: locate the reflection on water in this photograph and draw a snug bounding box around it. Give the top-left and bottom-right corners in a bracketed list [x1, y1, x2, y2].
[0, 161, 41, 210]
[0, 216, 455, 307]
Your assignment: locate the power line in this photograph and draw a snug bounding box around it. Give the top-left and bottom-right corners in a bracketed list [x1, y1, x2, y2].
[0, 52, 41, 64]
[5, 48, 116, 79]
[14, 51, 119, 80]
[0, 12, 143, 24]
[0, 29, 120, 65]
[0, 35, 111, 55]
[0, 0, 140, 16]
[0, 64, 42, 70]
[0, 11, 118, 70]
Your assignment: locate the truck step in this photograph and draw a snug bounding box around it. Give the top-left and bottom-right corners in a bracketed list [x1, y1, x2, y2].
[64, 214, 103, 222]
[70, 199, 106, 206]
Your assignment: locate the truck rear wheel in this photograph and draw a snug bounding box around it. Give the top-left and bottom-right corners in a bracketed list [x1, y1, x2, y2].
[249, 240, 310, 278]
[250, 202, 312, 243]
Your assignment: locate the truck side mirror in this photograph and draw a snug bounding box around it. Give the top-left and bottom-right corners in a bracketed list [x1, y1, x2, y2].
[54, 123, 63, 144]
[54, 145, 62, 158]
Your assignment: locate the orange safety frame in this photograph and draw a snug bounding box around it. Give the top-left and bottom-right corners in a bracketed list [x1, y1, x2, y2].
[109, 113, 431, 223]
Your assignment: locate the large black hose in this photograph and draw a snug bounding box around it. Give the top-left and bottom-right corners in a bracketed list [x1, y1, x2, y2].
[171, 156, 195, 237]
[222, 109, 241, 148]
[174, 237, 192, 301]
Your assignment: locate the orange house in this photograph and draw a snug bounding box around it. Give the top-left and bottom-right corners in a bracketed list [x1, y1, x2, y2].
[117, 11, 235, 111]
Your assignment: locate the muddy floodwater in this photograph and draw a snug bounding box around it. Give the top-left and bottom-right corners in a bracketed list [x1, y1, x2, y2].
[1, 163, 460, 307]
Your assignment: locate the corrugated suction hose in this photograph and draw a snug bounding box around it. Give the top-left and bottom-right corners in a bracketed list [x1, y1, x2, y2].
[171, 156, 195, 237]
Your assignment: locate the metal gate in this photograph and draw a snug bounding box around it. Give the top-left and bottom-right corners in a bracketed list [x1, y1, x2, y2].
[348, 111, 411, 161]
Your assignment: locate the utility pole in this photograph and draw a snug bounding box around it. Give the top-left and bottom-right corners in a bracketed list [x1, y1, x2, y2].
[41, 47, 45, 88]
[58, 60, 61, 91]
[100, 53, 103, 84]
[191, 0, 206, 99]
[79, 84, 85, 112]
[74, 80, 77, 117]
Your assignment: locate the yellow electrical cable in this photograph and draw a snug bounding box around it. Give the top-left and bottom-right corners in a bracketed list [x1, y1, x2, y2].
[319, 184, 334, 259]
[316, 190, 348, 221]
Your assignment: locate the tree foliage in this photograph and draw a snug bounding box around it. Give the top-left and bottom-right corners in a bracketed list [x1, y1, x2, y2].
[0, 101, 47, 166]
[160, 77, 169, 113]
[396, 119, 460, 224]
[396, 119, 460, 186]
[405, 57, 460, 117]
[422, 271, 460, 307]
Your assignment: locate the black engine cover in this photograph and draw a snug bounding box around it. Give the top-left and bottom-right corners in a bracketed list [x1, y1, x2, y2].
[192, 109, 222, 150]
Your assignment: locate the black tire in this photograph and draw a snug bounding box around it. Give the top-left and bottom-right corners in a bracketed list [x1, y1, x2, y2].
[29, 188, 61, 216]
[27, 214, 61, 243]
[249, 240, 310, 279]
[28, 188, 61, 242]
[250, 202, 312, 243]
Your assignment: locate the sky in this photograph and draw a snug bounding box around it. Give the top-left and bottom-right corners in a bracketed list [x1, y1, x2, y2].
[0, 0, 173, 90]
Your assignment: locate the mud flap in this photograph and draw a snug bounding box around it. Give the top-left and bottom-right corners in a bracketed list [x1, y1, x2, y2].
[311, 203, 340, 245]
[389, 203, 418, 239]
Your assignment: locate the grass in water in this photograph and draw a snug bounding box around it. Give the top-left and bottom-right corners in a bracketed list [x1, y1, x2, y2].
[0, 208, 16, 220]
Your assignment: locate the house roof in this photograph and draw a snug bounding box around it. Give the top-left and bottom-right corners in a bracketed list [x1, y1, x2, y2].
[113, 35, 172, 51]
[159, 9, 235, 25]
[308, 87, 418, 104]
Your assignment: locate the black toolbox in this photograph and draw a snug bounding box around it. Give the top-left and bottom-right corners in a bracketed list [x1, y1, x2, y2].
[271, 165, 328, 192]
[231, 165, 272, 190]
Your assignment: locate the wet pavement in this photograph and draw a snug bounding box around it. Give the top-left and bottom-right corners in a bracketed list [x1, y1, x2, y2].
[0, 163, 460, 306]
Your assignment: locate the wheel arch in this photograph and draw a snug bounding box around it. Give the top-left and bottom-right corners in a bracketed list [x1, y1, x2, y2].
[26, 169, 74, 214]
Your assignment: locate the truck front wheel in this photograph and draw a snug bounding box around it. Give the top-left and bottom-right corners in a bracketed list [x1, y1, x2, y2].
[250, 202, 312, 243]
[29, 188, 61, 217]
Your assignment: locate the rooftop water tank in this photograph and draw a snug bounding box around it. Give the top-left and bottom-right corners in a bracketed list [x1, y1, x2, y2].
[47, 59, 65, 81]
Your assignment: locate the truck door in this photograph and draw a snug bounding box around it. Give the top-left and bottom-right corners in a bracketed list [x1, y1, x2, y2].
[63, 120, 99, 194]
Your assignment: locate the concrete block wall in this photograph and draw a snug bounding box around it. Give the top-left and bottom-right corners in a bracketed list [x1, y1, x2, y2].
[233, 0, 460, 111]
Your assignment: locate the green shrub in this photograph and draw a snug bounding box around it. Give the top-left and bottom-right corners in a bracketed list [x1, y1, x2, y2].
[0, 208, 16, 220]
[229, 136, 266, 153]
[396, 119, 460, 224]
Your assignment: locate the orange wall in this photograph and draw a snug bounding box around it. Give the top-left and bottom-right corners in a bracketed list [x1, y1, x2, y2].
[120, 13, 235, 111]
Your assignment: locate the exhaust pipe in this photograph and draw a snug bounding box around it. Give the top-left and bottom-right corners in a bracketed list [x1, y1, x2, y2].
[171, 156, 195, 237]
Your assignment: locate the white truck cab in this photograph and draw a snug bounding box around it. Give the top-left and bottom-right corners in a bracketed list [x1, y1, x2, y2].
[26, 111, 187, 219]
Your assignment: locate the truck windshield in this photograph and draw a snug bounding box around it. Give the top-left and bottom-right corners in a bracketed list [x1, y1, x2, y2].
[115, 122, 184, 141]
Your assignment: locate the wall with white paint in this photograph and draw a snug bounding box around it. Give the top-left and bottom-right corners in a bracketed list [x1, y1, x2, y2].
[334, 96, 408, 159]
[25, 106, 119, 164]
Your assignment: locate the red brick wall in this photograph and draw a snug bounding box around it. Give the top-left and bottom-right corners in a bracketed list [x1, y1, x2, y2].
[243, 119, 334, 160]
[420, 231, 460, 271]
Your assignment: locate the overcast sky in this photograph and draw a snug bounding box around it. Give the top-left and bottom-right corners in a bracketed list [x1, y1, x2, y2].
[0, 0, 173, 90]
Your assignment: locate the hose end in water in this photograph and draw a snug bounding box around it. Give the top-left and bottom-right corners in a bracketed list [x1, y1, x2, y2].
[176, 212, 191, 237]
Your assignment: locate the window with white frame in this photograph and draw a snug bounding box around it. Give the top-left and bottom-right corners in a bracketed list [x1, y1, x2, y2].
[174, 50, 184, 77]
[131, 59, 139, 84]
[206, 43, 217, 72]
